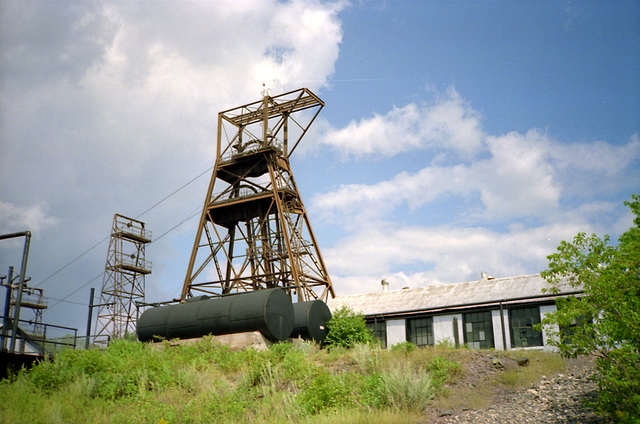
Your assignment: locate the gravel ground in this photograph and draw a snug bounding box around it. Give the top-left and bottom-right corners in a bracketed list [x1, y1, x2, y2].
[432, 356, 612, 424]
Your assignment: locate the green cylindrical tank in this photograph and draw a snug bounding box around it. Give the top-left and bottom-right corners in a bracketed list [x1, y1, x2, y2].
[291, 300, 332, 343]
[137, 288, 294, 342]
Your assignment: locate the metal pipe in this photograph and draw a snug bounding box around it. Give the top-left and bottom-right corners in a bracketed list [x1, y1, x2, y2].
[85, 288, 95, 349]
[4, 231, 31, 353]
[1, 267, 14, 351]
[0, 231, 31, 241]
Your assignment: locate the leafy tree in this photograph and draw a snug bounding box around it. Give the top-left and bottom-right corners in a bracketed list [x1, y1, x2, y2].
[539, 194, 640, 423]
[324, 306, 374, 349]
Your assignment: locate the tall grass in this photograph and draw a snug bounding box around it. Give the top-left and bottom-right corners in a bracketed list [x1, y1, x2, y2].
[0, 338, 565, 423]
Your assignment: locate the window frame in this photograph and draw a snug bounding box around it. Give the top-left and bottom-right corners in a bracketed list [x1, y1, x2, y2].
[366, 319, 387, 348]
[508, 305, 543, 348]
[463, 310, 495, 349]
[406, 316, 434, 347]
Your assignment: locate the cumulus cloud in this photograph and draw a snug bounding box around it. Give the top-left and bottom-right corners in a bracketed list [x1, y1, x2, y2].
[311, 95, 639, 224]
[319, 87, 484, 157]
[322, 220, 589, 295]
[311, 165, 472, 223]
[1, 0, 345, 222]
[476, 130, 561, 218]
[0, 202, 59, 234]
[309, 88, 639, 295]
[0, 0, 345, 325]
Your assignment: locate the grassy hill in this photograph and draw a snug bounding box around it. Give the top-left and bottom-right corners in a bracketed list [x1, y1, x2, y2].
[0, 337, 565, 424]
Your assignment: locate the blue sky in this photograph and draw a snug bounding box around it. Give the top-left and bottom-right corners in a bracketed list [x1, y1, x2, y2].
[1, 0, 639, 333]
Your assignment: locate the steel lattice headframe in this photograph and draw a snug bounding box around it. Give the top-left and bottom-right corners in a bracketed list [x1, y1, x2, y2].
[181, 88, 335, 302]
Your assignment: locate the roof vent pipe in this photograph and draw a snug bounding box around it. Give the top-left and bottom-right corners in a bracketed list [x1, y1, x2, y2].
[381, 279, 389, 293]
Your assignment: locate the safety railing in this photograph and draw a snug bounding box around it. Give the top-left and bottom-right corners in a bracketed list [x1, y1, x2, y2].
[112, 252, 152, 274]
[0, 319, 78, 355]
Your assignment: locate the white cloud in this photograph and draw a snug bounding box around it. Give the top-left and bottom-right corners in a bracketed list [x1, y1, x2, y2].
[312, 97, 639, 225]
[309, 88, 639, 297]
[0, 202, 59, 234]
[549, 134, 640, 174]
[311, 130, 562, 223]
[324, 220, 589, 296]
[476, 130, 561, 218]
[0, 0, 345, 327]
[1, 0, 345, 218]
[311, 165, 472, 223]
[319, 87, 484, 157]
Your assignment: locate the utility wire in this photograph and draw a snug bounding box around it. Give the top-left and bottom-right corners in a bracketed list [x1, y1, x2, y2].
[38, 237, 109, 287]
[37, 166, 212, 289]
[47, 296, 95, 307]
[134, 165, 213, 219]
[46, 206, 202, 311]
[153, 207, 202, 243]
[47, 271, 103, 310]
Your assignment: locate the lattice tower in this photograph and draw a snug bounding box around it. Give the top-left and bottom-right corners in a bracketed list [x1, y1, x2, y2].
[94, 214, 151, 340]
[181, 88, 335, 302]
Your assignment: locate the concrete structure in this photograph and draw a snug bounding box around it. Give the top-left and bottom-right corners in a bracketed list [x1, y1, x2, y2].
[151, 331, 273, 352]
[328, 274, 579, 351]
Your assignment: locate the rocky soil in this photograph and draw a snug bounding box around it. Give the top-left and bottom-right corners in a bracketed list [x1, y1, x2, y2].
[430, 354, 612, 424]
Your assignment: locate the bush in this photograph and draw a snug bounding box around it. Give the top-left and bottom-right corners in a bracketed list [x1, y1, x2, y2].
[324, 306, 374, 349]
[428, 355, 461, 387]
[381, 364, 434, 411]
[297, 370, 356, 414]
[391, 341, 417, 354]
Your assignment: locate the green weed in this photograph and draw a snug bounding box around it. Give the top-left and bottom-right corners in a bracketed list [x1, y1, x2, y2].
[390, 341, 417, 354]
[0, 338, 571, 423]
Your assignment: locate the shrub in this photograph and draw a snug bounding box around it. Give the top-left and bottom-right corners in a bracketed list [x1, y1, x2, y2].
[428, 355, 462, 387]
[350, 343, 383, 374]
[539, 194, 640, 422]
[297, 370, 356, 414]
[391, 341, 417, 354]
[324, 306, 374, 349]
[381, 364, 434, 411]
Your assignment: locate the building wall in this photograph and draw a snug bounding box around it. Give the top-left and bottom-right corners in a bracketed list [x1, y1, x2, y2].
[373, 303, 560, 351]
[386, 319, 406, 347]
[539, 304, 558, 352]
[492, 309, 505, 350]
[433, 314, 463, 346]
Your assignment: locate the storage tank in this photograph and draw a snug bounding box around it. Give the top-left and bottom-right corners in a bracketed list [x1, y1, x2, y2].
[291, 300, 332, 343]
[137, 288, 294, 342]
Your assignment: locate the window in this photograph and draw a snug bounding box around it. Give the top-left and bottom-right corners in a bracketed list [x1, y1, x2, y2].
[561, 314, 593, 345]
[463, 311, 494, 349]
[406, 317, 433, 346]
[366, 320, 387, 348]
[555, 297, 594, 344]
[509, 306, 543, 348]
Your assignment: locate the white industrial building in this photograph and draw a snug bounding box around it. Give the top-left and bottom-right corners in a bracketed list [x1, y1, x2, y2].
[328, 274, 579, 351]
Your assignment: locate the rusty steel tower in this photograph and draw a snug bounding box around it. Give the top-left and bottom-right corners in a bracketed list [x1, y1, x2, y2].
[95, 214, 152, 340]
[181, 88, 335, 303]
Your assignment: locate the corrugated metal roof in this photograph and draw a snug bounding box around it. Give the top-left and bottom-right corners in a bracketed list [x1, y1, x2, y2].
[328, 274, 577, 316]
